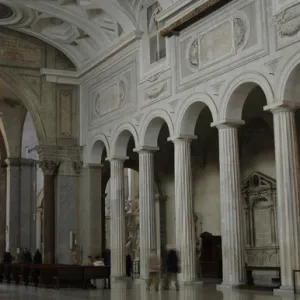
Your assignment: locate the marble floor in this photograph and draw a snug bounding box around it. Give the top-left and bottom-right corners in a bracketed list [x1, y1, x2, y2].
[0, 281, 298, 300]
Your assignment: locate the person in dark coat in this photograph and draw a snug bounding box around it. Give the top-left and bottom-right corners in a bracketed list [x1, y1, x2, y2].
[102, 249, 111, 266]
[165, 247, 180, 290]
[126, 253, 133, 277]
[2, 250, 12, 264]
[33, 249, 42, 264]
[21, 248, 32, 264]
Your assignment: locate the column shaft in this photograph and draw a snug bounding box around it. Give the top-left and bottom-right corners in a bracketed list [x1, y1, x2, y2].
[273, 108, 300, 289]
[39, 160, 59, 264]
[218, 125, 244, 286]
[173, 138, 196, 282]
[110, 159, 126, 277]
[36, 208, 42, 250]
[0, 163, 6, 252]
[139, 150, 157, 279]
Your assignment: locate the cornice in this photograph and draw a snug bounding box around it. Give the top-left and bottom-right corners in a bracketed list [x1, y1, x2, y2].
[160, 0, 234, 38]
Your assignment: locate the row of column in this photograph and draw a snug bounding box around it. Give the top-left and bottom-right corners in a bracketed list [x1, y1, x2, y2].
[107, 102, 299, 292]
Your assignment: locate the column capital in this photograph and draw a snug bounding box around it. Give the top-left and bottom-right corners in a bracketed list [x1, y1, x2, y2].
[211, 119, 245, 129]
[167, 134, 197, 143]
[134, 146, 159, 153]
[264, 101, 299, 113]
[38, 160, 60, 175]
[106, 156, 128, 162]
[72, 161, 83, 174]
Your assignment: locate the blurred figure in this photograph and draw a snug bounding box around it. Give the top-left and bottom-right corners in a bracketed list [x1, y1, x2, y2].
[102, 249, 111, 266]
[93, 256, 105, 266]
[21, 248, 32, 264]
[126, 253, 133, 277]
[82, 255, 94, 266]
[33, 249, 42, 264]
[165, 246, 179, 290]
[147, 249, 160, 291]
[2, 250, 12, 264]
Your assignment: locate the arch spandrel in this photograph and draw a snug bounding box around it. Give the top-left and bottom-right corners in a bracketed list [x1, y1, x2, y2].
[219, 72, 274, 121]
[175, 93, 218, 137]
[139, 109, 174, 148]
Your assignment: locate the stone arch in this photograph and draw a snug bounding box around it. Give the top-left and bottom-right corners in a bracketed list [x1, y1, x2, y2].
[0, 119, 9, 157]
[277, 51, 300, 103]
[88, 133, 110, 164]
[175, 93, 218, 136]
[111, 123, 138, 157]
[139, 109, 174, 148]
[220, 72, 274, 121]
[0, 69, 46, 144]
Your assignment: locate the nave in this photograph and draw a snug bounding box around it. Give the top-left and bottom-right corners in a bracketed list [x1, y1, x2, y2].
[0, 281, 296, 300]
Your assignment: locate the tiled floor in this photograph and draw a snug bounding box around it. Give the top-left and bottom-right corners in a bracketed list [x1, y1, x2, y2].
[0, 281, 298, 300]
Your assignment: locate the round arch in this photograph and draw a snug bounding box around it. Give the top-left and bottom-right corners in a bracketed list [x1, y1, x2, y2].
[139, 109, 174, 148]
[0, 119, 9, 157]
[219, 72, 274, 121]
[277, 51, 300, 103]
[0, 70, 47, 144]
[175, 93, 218, 136]
[110, 123, 138, 157]
[87, 133, 110, 164]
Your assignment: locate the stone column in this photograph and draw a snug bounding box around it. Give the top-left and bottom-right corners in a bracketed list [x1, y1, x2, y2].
[137, 148, 157, 279]
[88, 164, 103, 256]
[20, 159, 36, 251]
[216, 122, 245, 287]
[0, 162, 6, 252]
[128, 168, 135, 202]
[56, 161, 81, 264]
[38, 160, 59, 264]
[5, 158, 21, 254]
[172, 136, 196, 282]
[267, 102, 300, 293]
[109, 158, 126, 278]
[36, 208, 42, 250]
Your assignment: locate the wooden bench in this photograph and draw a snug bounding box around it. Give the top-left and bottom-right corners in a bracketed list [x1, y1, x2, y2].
[83, 266, 110, 289]
[55, 266, 83, 289]
[245, 265, 281, 288]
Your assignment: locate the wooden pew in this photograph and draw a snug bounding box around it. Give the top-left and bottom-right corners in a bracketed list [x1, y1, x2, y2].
[55, 265, 83, 289]
[83, 266, 111, 289]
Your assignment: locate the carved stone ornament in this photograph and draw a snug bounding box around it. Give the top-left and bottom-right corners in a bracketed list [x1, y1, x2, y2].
[144, 81, 167, 100]
[234, 18, 246, 49]
[119, 80, 126, 105]
[189, 39, 199, 67]
[275, 4, 300, 37]
[38, 160, 60, 175]
[73, 161, 83, 174]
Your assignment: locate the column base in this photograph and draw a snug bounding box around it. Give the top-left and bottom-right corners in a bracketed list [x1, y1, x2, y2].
[273, 286, 295, 296]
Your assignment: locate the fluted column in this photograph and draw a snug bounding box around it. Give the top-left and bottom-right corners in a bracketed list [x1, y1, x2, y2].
[216, 121, 245, 287]
[267, 102, 300, 292]
[172, 136, 196, 282]
[38, 160, 60, 264]
[109, 158, 126, 278]
[137, 148, 157, 279]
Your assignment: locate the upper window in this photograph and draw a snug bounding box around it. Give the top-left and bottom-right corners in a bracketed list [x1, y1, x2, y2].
[147, 2, 166, 64]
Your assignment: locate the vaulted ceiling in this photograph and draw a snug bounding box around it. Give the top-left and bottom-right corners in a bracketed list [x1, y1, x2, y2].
[0, 0, 180, 70]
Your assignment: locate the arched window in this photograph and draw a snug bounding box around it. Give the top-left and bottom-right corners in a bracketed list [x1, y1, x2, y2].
[147, 2, 166, 64]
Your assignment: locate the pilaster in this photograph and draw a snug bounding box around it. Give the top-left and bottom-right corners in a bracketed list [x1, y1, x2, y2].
[108, 157, 127, 278]
[214, 121, 245, 287]
[265, 102, 300, 293]
[136, 147, 158, 279]
[171, 136, 196, 282]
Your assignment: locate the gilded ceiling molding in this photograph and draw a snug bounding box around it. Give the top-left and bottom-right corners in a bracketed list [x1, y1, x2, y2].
[160, 0, 234, 38]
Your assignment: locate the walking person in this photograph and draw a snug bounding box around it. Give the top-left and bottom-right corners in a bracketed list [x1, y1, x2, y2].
[165, 246, 180, 291]
[147, 249, 160, 291]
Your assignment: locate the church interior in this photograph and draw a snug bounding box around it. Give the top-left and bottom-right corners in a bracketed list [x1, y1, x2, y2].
[0, 0, 299, 299]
